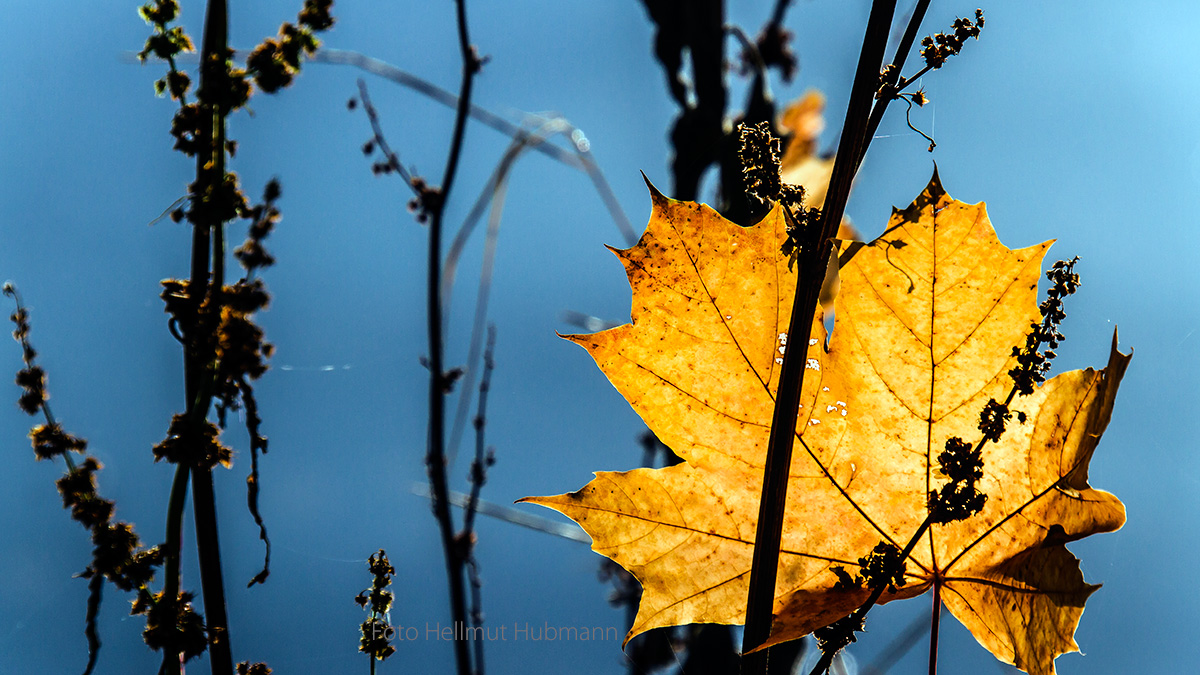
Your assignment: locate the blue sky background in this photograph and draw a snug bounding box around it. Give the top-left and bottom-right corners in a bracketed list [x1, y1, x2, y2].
[1, 1, 1196, 673]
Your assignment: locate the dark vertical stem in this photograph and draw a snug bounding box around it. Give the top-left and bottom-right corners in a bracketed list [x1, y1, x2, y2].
[856, 0, 932, 174]
[185, 1, 233, 673]
[672, 0, 726, 201]
[162, 464, 190, 675]
[426, 1, 479, 674]
[768, 0, 792, 26]
[466, 559, 485, 675]
[193, 469, 232, 673]
[161, 0, 225, 664]
[928, 581, 942, 675]
[811, 0, 897, 248]
[440, 0, 476, 208]
[741, 4, 897, 673]
[462, 326, 495, 539]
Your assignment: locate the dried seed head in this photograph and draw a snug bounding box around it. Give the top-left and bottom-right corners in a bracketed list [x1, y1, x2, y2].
[737, 121, 783, 208]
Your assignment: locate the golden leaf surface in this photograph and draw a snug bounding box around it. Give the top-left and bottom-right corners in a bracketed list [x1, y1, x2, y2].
[522, 172, 1128, 675]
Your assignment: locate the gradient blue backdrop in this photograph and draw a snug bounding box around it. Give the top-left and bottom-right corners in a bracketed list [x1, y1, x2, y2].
[1, 1, 1195, 673]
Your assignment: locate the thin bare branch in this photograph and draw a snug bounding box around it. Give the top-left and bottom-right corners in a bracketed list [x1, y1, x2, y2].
[462, 325, 496, 540]
[424, 2, 482, 674]
[462, 326, 496, 675]
[356, 79, 419, 190]
[317, 49, 580, 164]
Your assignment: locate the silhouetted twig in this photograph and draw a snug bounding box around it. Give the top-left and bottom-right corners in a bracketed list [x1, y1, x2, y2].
[461, 326, 496, 675]
[185, 3, 235, 672]
[355, 87, 633, 471]
[420, 2, 482, 673]
[84, 574, 103, 674]
[462, 326, 495, 540]
[355, 79, 419, 188]
[239, 376, 271, 588]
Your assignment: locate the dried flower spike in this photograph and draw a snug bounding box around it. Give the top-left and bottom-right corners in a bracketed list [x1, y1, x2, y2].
[928, 436, 987, 523]
[737, 121, 783, 208]
[857, 542, 907, 594]
[813, 613, 864, 662]
[977, 398, 1011, 443]
[1009, 257, 1081, 395]
[358, 549, 397, 662]
[920, 9, 985, 70]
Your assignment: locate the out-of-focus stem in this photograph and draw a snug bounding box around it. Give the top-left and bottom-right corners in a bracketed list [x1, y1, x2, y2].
[425, 2, 480, 675]
[929, 581, 941, 675]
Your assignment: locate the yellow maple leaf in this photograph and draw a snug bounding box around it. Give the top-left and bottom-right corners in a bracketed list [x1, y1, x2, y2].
[522, 172, 1129, 674]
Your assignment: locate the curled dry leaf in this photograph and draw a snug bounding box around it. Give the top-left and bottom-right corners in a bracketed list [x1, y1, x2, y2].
[779, 89, 833, 207]
[521, 171, 1128, 675]
[775, 89, 858, 309]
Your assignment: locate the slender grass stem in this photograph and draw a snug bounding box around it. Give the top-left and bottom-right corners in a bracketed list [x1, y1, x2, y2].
[333, 44, 639, 246]
[162, 463, 190, 675]
[741, 3, 897, 673]
[896, 64, 934, 92]
[857, 0, 931, 172]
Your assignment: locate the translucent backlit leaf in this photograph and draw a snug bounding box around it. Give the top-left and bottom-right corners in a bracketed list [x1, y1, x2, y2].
[522, 172, 1127, 675]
